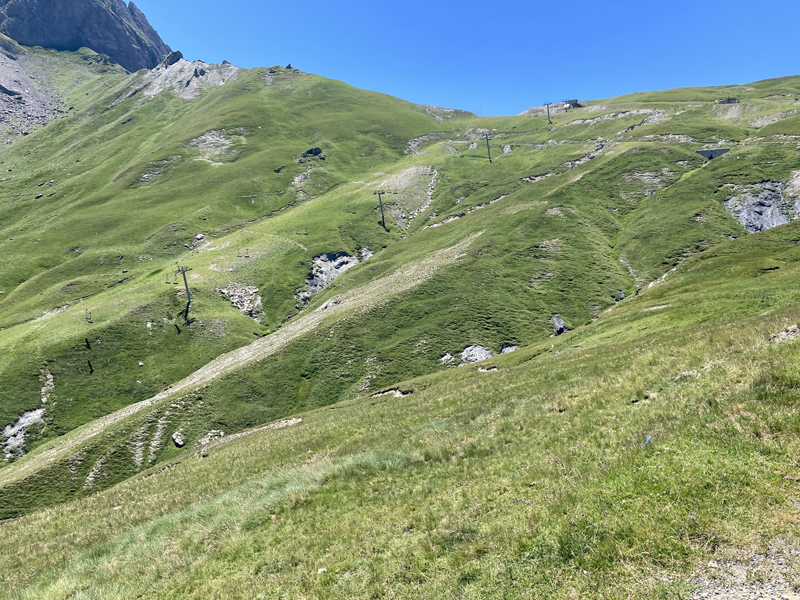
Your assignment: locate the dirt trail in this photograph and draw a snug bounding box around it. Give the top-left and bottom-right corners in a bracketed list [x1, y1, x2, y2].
[0, 232, 483, 486]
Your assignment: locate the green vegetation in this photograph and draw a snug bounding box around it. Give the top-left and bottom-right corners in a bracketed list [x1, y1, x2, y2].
[2, 44, 800, 598]
[3, 220, 800, 598]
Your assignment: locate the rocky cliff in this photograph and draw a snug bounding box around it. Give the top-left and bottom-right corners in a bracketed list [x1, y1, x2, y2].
[0, 0, 170, 72]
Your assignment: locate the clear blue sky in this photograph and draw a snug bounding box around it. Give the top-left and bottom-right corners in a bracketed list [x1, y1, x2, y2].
[132, 0, 799, 116]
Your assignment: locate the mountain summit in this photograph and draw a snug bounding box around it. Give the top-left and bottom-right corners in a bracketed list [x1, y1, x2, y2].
[0, 0, 170, 71]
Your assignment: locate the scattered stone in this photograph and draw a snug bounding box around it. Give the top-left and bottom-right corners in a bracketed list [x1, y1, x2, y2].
[371, 389, 412, 398]
[379, 165, 439, 227]
[319, 298, 342, 311]
[642, 134, 695, 143]
[131, 58, 241, 102]
[196, 418, 302, 454]
[749, 110, 800, 128]
[501, 345, 519, 354]
[138, 361, 144, 367]
[292, 168, 311, 188]
[440, 353, 454, 364]
[675, 371, 700, 381]
[83, 453, 109, 490]
[422, 189, 504, 230]
[138, 155, 181, 183]
[688, 538, 800, 600]
[217, 284, 263, 321]
[642, 305, 670, 312]
[558, 108, 668, 126]
[770, 325, 800, 344]
[40, 369, 54, 404]
[405, 132, 445, 155]
[422, 105, 464, 122]
[187, 130, 235, 165]
[197, 430, 225, 446]
[623, 168, 674, 187]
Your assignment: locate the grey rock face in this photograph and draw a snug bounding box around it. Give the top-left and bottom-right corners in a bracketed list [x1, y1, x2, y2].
[724, 182, 795, 233]
[0, 0, 170, 72]
[307, 253, 360, 294]
[295, 252, 361, 306]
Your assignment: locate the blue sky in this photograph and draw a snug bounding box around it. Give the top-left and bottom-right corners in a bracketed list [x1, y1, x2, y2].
[132, 0, 799, 116]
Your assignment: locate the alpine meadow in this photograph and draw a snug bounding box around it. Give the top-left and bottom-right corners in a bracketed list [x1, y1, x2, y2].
[1, 2, 800, 598]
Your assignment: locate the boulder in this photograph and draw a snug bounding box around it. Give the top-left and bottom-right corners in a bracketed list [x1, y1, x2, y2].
[550, 314, 568, 335]
[460, 345, 493, 365]
[302, 147, 324, 158]
[172, 430, 185, 447]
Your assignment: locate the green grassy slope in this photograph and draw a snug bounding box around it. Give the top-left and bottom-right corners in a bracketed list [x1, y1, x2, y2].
[2, 211, 800, 599]
[1, 49, 800, 524]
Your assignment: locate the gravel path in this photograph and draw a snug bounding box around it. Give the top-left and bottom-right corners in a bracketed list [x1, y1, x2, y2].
[689, 540, 800, 599]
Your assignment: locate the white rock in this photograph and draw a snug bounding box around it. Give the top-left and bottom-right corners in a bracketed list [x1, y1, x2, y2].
[172, 429, 185, 448]
[460, 345, 493, 365]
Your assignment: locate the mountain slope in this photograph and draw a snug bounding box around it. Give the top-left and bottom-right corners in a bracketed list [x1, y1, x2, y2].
[1, 54, 800, 516]
[3, 208, 800, 599]
[0, 0, 170, 71]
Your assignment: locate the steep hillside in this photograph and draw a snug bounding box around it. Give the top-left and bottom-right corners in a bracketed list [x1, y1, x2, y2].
[0, 33, 119, 142]
[3, 199, 800, 599]
[1, 51, 800, 517]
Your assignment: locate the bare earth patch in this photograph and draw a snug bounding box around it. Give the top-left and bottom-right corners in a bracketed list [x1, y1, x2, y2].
[187, 130, 235, 166]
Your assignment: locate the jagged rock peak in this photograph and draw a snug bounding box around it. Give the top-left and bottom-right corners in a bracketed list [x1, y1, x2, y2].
[161, 50, 183, 67]
[0, 0, 171, 72]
